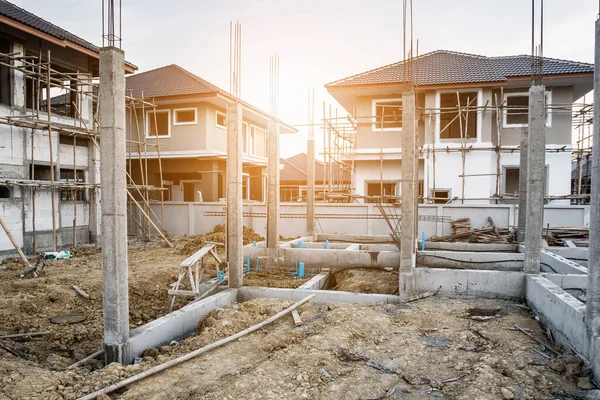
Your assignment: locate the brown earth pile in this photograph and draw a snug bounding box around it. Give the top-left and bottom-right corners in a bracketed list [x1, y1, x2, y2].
[332, 268, 399, 294]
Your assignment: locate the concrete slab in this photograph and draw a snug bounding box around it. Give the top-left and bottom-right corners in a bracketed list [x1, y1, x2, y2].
[413, 268, 525, 299]
[128, 289, 238, 359]
[238, 286, 401, 304]
[316, 233, 392, 243]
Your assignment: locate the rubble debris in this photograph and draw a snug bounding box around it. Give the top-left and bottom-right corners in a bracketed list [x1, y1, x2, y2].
[451, 218, 471, 235]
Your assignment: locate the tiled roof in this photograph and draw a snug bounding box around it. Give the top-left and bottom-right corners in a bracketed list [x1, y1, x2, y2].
[126, 64, 223, 99]
[326, 50, 594, 88]
[0, 0, 98, 52]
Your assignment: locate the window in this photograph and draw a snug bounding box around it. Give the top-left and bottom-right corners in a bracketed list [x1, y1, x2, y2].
[173, 108, 197, 125]
[0, 187, 11, 199]
[146, 110, 170, 137]
[0, 38, 11, 106]
[431, 189, 450, 204]
[30, 165, 52, 180]
[439, 92, 478, 139]
[59, 135, 88, 147]
[503, 92, 552, 128]
[373, 99, 402, 130]
[60, 169, 86, 202]
[366, 182, 398, 203]
[280, 185, 300, 202]
[216, 111, 227, 128]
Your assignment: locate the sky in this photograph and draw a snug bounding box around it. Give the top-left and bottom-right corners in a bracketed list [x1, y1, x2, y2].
[11, 0, 598, 157]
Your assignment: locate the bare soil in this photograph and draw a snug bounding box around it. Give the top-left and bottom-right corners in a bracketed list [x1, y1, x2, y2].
[1, 293, 596, 400]
[332, 268, 399, 294]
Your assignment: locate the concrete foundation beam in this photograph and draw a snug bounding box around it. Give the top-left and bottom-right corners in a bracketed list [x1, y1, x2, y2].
[283, 248, 399, 270]
[413, 268, 525, 299]
[540, 249, 588, 275]
[297, 273, 330, 290]
[420, 241, 518, 253]
[526, 275, 589, 362]
[128, 290, 237, 359]
[238, 286, 402, 305]
[316, 233, 392, 244]
[417, 250, 523, 271]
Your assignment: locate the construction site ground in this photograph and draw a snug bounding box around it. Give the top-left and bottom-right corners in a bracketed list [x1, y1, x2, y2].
[0, 238, 596, 400]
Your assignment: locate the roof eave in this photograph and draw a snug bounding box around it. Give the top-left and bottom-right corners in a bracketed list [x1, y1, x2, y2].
[0, 14, 137, 74]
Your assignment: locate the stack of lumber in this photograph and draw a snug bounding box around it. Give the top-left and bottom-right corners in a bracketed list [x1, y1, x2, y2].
[543, 227, 589, 247]
[451, 218, 471, 235]
[431, 216, 513, 244]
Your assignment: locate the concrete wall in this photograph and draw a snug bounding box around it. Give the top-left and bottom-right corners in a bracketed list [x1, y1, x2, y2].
[145, 202, 589, 240]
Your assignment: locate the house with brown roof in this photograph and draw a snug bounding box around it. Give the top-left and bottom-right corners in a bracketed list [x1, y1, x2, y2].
[125, 64, 297, 203]
[326, 50, 593, 205]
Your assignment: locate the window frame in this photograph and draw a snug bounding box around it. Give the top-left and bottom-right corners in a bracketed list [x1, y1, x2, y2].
[364, 180, 399, 203]
[430, 188, 452, 204]
[502, 91, 553, 129]
[242, 122, 249, 154]
[435, 88, 483, 143]
[145, 109, 171, 138]
[372, 98, 403, 132]
[173, 107, 198, 126]
[216, 110, 227, 129]
[59, 168, 88, 202]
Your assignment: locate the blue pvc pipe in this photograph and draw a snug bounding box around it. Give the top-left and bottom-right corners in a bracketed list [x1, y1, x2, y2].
[325, 239, 329, 249]
[421, 232, 425, 251]
[246, 256, 251, 272]
[298, 240, 303, 248]
[299, 262, 305, 278]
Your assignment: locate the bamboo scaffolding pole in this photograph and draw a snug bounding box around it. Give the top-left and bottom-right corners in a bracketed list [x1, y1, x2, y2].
[46, 50, 57, 251]
[151, 97, 165, 226]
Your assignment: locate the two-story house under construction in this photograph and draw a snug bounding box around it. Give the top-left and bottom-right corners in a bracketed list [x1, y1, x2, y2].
[125, 65, 297, 203]
[325, 50, 593, 205]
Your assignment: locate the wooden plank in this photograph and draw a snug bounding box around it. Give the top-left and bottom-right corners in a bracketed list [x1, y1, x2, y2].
[167, 289, 198, 297]
[291, 310, 303, 327]
[180, 244, 215, 267]
[565, 240, 577, 248]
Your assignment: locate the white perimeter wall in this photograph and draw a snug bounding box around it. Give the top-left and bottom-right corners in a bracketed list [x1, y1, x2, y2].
[143, 202, 589, 239]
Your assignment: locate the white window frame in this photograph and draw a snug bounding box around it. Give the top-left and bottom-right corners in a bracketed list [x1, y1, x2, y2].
[173, 107, 197, 126]
[145, 109, 171, 138]
[502, 91, 553, 129]
[242, 122, 249, 154]
[372, 98, 403, 132]
[216, 110, 227, 129]
[435, 88, 483, 144]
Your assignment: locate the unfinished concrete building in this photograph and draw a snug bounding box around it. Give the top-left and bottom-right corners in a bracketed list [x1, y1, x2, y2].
[0, 0, 138, 256]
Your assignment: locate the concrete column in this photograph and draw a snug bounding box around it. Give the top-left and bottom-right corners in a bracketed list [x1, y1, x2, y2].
[99, 47, 129, 364]
[524, 86, 546, 274]
[307, 136, 315, 236]
[226, 103, 243, 288]
[266, 121, 280, 255]
[586, 17, 600, 336]
[399, 91, 417, 298]
[518, 130, 528, 243]
[11, 42, 25, 108]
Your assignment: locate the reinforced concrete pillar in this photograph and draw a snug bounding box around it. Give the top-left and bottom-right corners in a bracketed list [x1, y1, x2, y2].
[307, 135, 315, 237]
[517, 130, 528, 243]
[227, 103, 243, 288]
[99, 47, 129, 364]
[586, 16, 600, 336]
[399, 91, 417, 298]
[524, 86, 546, 274]
[266, 121, 280, 258]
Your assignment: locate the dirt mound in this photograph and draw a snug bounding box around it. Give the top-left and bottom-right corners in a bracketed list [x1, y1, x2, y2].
[332, 268, 398, 294]
[179, 225, 264, 256]
[243, 268, 310, 288]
